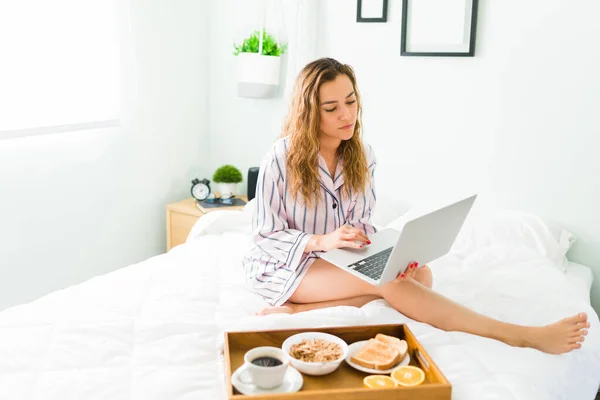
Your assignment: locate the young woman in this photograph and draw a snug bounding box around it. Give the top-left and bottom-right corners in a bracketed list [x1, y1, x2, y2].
[242, 57, 589, 354]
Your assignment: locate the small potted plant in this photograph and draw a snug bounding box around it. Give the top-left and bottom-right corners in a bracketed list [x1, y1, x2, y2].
[233, 29, 287, 98]
[213, 165, 243, 198]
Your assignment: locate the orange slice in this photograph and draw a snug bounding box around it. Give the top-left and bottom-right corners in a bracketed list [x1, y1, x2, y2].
[363, 375, 397, 389]
[391, 365, 425, 387]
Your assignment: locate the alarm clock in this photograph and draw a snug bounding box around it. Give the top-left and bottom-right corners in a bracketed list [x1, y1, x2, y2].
[190, 178, 211, 201]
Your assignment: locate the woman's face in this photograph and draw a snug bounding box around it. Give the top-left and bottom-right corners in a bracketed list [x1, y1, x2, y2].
[318, 74, 357, 142]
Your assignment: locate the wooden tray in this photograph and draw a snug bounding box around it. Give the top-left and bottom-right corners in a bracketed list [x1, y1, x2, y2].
[224, 324, 451, 400]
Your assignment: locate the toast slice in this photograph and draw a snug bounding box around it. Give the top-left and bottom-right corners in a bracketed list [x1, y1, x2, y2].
[350, 338, 402, 370]
[375, 334, 408, 361]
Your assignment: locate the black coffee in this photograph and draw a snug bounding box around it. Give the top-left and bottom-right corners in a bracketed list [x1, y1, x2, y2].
[251, 356, 283, 367]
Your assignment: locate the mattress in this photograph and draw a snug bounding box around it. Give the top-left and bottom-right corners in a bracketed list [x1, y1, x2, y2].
[0, 209, 598, 400]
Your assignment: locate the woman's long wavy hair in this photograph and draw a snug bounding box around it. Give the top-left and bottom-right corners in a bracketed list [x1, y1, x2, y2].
[281, 58, 369, 207]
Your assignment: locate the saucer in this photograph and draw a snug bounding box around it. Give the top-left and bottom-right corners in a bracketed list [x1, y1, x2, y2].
[231, 365, 303, 395]
[345, 340, 411, 374]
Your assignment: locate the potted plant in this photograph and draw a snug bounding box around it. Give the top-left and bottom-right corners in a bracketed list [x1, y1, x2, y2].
[233, 29, 287, 98]
[213, 165, 243, 197]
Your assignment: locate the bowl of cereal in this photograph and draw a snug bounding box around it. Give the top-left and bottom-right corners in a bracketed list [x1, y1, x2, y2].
[281, 332, 349, 376]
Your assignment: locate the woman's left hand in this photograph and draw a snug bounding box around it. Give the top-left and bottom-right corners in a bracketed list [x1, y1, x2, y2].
[396, 261, 419, 281]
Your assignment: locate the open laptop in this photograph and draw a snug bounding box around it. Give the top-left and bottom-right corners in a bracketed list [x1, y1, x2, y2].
[320, 194, 477, 286]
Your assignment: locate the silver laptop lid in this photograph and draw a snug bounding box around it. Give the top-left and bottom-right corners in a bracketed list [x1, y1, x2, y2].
[378, 194, 477, 285]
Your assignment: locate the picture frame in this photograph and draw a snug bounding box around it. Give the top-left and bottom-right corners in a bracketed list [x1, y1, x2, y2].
[401, 0, 479, 57]
[357, 0, 388, 23]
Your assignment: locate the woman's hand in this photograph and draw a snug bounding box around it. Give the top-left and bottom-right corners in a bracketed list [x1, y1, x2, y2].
[306, 225, 371, 252]
[395, 262, 420, 281]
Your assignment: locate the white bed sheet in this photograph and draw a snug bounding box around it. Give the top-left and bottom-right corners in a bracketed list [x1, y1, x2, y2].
[565, 262, 595, 304]
[0, 210, 598, 400]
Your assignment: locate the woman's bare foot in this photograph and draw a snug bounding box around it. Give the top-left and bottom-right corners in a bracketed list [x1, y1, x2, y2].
[256, 302, 297, 316]
[522, 313, 590, 354]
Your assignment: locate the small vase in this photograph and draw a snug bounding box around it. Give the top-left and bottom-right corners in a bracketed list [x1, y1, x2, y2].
[218, 183, 238, 198]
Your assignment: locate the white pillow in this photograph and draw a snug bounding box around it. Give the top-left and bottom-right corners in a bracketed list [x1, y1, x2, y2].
[451, 209, 574, 272]
[243, 197, 256, 216]
[382, 205, 575, 273]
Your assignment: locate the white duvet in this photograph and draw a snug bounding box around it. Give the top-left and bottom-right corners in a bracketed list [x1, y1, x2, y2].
[0, 210, 599, 400]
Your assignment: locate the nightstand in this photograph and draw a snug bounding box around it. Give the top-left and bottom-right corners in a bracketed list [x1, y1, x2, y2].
[165, 196, 248, 251]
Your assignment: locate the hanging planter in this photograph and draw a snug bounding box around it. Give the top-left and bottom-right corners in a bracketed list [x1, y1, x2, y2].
[233, 29, 287, 99]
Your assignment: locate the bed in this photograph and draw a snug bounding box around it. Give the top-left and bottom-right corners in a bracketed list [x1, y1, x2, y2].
[0, 203, 599, 400]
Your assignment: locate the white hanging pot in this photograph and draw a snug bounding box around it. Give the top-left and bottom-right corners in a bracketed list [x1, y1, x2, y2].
[237, 52, 281, 98]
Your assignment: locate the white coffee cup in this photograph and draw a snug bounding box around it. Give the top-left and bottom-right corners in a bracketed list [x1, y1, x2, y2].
[238, 346, 289, 389]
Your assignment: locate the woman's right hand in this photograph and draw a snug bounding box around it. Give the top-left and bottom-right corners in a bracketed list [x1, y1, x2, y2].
[307, 225, 371, 252]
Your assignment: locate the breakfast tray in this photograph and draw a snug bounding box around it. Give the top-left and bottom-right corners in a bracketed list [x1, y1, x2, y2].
[224, 323, 451, 400]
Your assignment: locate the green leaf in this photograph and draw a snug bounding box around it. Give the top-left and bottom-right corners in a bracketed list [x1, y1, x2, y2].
[232, 29, 286, 56]
[213, 165, 243, 183]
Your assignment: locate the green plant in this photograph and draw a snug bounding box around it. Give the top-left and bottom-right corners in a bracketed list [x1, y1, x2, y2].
[213, 164, 243, 183]
[233, 29, 287, 56]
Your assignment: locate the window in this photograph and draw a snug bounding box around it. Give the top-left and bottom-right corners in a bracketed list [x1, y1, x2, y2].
[0, 0, 121, 140]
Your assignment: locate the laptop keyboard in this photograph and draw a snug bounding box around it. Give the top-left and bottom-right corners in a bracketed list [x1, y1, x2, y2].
[349, 247, 393, 280]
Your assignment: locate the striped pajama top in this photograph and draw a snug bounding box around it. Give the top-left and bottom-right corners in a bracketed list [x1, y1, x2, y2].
[242, 136, 377, 306]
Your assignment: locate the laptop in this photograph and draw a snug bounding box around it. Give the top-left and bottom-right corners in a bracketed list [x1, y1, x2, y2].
[320, 194, 477, 286]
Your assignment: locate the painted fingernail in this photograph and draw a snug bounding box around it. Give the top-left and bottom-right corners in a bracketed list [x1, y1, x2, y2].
[367, 240, 371, 244]
[410, 264, 415, 269]
[400, 274, 405, 278]
[360, 245, 363, 248]
[415, 262, 419, 267]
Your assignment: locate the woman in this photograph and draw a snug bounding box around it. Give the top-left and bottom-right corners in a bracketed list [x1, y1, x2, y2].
[242, 57, 589, 354]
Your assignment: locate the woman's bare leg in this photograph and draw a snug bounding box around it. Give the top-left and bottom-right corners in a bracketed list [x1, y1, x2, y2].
[258, 263, 432, 315]
[413, 264, 433, 288]
[257, 294, 381, 315]
[259, 259, 589, 354]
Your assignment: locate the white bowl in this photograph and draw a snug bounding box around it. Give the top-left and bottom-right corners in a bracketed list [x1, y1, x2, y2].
[281, 332, 349, 376]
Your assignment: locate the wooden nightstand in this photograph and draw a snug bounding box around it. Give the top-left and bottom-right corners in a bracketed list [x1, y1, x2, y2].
[165, 196, 248, 251]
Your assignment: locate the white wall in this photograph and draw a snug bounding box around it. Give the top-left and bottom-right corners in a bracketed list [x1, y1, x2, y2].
[0, 0, 210, 310]
[209, 0, 600, 314]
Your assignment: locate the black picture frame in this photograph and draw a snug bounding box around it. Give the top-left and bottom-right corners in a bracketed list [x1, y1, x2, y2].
[357, 0, 388, 23]
[401, 0, 479, 57]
